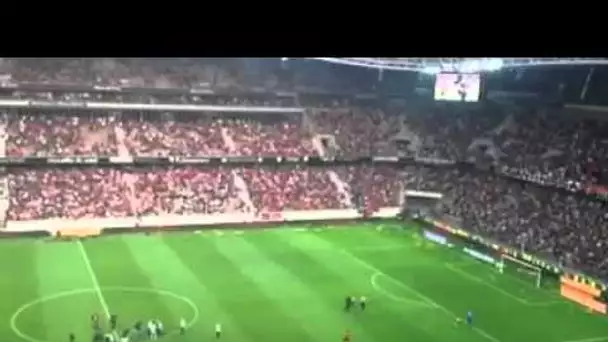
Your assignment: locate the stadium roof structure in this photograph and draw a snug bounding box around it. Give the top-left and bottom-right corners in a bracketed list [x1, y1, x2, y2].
[309, 58, 608, 73]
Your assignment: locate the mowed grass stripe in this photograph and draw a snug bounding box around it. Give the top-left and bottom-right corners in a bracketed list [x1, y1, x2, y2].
[155, 234, 256, 342]
[82, 236, 180, 333]
[161, 235, 264, 342]
[321, 227, 582, 342]
[119, 236, 203, 336]
[296, 229, 487, 342]
[36, 242, 102, 342]
[213, 234, 339, 342]
[1, 241, 47, 341]
[166, 234, 311, 342]
[326, 229, 514, 340]
[444, 253, 608, 340]
[252, 230, 439, 342]
[276, 231, 441, 315]
[351, 227, 606, 342]
[239, 231, 378, 342]
[454, 259, 559, 303]
[132, 235, 255, 342]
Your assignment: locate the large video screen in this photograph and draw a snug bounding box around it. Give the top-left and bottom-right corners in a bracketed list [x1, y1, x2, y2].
[434, 73, 481, 102]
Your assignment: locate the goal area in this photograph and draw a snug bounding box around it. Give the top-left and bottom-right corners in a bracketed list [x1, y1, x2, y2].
[498, 254, 543, 288]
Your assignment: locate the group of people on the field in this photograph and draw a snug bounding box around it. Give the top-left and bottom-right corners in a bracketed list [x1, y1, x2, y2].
[75, 294, 368, 342]
[67, 295, 477, 342]
[76, 313, 220, 342]
[344, 295, 367, 312]
[82, 313, 174, 342]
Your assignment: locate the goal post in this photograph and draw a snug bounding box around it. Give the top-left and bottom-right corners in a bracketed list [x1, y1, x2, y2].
[499, 254, 543, 288]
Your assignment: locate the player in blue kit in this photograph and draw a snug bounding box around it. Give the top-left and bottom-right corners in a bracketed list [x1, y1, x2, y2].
[466, 311, 473, 326]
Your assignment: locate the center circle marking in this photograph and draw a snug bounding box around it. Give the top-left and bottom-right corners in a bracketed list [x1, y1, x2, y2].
[10, 286, 200, 342]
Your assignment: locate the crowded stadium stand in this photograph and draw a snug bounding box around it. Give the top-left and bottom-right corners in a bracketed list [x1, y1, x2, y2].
[0, 57, 607, 285]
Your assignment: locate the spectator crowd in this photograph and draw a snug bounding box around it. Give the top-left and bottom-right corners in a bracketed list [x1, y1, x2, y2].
[0, 58, 607, 281]
[8, 166, 400, 220]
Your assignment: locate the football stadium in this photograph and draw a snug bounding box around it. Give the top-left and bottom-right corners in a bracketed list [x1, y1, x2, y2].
[0, 58, 606, 342]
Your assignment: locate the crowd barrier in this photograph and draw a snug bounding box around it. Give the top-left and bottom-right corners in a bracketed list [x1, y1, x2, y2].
[3, 207, 401, 235]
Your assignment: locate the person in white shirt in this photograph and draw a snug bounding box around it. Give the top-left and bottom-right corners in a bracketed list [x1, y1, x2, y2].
[215, 323, 222, 339]
[180, 318, 187, 335]
[147, 320, 157, 340]
[360, 295, 367, 311]
[155, 319, 164, 337]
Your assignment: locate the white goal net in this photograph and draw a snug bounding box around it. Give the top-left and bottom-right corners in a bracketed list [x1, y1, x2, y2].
[498, 254, 543, 288]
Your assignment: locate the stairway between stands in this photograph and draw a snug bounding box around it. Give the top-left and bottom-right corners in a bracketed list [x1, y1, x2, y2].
[113, 126, 131, 157]
[328, 172, 353, 208]
[221, 127, 237, 151]
[119, 172, 140, 215]
[231, 170, 256, 213]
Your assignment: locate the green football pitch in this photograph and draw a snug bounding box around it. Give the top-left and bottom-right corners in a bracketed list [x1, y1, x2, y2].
[1, 221, 606, 342]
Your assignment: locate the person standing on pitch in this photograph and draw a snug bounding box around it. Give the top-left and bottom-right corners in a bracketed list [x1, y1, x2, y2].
[359, 296, 367, 311]
[110, 314, 118, 331]
[215, 323, 222, 339]
[155, 319, 164, 337]
[466, 311, 473, 326]
[344, 295, 353, 311]
[179, 318, 187, 335]
[343, 329, 352, 342]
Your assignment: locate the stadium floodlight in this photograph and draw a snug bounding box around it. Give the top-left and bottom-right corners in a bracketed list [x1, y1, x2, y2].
[499, 254, 543, 288]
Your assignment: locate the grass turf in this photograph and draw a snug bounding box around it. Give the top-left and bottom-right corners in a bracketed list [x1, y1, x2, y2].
[0, 220, 606, 342]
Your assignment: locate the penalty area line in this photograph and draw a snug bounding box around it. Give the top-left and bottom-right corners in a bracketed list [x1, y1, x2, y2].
[445, 263, 563, 307]
[445, 263, 532, 305]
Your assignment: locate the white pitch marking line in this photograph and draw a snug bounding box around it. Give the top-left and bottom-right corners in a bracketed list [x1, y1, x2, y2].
[76, 240, 111, 318]
[445, 263, 531, 305]
[336, 247, 503, 342]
